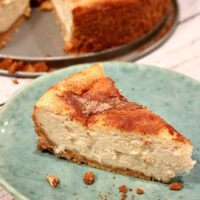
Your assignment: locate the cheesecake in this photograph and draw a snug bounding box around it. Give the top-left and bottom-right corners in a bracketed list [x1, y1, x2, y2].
[32, 64, 196, 183]
[0, 0, 30, 48]
[51, 0, 170, 54]
[0, 0, 169, 54]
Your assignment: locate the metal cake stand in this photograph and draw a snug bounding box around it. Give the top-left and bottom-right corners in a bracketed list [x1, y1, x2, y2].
[0, 0, 179, 78]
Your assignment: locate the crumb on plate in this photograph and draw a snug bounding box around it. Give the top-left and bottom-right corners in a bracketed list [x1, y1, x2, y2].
[83, 171, 95, 185]
[169, 182, 182, 190]
[46, 174, 60, 187]
[119, 185, 127, 193]
[136, 188, 144, 194]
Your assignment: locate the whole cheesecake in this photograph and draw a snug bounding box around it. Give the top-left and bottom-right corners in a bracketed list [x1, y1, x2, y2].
[32, 64, 196, 183]
[0, 0, 170, 54]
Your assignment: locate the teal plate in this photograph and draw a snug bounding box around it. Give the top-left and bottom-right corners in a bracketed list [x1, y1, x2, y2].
[0, 62, 200, 200]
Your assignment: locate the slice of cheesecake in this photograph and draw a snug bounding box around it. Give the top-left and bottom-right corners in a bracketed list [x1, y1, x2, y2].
[0, 0, 30, 48]
[32, 64, 196, 183]
[51, 0, 169, 54]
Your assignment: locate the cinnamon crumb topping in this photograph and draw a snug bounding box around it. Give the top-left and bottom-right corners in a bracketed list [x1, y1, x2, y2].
[169, 182, 182, 190]
[46, 174, 60, 187]
[136, 188, 144, 194]
[83, 171, 95, 185]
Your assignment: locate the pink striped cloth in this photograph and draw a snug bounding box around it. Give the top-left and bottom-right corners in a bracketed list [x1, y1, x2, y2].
[0, 187, 14, 200]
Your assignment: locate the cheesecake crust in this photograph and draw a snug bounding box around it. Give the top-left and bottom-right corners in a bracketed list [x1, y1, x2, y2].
[0, 6, 30, 48]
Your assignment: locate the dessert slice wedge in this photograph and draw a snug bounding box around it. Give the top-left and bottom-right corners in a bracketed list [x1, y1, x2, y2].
[32, 64, 196, 183]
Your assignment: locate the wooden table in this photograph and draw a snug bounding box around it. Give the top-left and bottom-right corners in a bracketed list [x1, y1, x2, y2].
[0, 0, 200, 197]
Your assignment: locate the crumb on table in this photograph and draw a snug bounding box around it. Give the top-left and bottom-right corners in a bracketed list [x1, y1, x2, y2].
[12, 79, 19, 84]
[169, 182, 182, 190]
[46, 174, 60, 187]
[0, 58, 52, 73]
[83, 171, 95, 185]
[136, 188, 144, 194]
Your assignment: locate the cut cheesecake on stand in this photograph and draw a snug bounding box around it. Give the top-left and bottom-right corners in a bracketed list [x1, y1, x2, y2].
[0, 0, 169, 53]
[32, 64, 196, 183]
[0, 0, 30, 48]
[51, 0, 170, 54]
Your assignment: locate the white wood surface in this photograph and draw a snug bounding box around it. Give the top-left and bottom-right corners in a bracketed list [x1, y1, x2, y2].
[0, 0, 200, 105]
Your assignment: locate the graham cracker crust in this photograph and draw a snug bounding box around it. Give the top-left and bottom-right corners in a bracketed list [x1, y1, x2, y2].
[0, 6, 31, 48]
[33, 118, 169, 183]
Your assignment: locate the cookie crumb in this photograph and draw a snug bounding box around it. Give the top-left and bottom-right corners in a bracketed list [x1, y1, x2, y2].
[131, 194, 135, 200]
[169, 182, 182, 190]
[46, 174, 60, 187]
[0, 58, 52, 73]
[45, 53, 51, 57]
[129, 188, 132, 192]
[72, 192, 77, 196]
[136, 188, 144, 194]
[121, 193, 127, 200]
[131, 87, 135, 91]
[83, 171, 95, 185]
[119, 185, 127, 193]
[119, 185, 128, 200]
[179, 195, 183, 199]
[12, 79, 19, 84]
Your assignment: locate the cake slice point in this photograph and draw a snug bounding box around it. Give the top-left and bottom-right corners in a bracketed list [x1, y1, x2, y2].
[32, 64, 196, 183]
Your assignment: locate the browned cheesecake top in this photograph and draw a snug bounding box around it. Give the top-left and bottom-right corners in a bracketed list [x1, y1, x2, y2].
[35, 64, 192, 145]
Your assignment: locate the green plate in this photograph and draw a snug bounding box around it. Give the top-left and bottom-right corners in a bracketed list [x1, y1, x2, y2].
[0, 62, 199, 200]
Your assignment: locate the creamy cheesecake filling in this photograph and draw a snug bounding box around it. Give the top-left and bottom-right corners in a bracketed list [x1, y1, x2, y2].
[0, 0, 29, 33]
[36, 108, 196, 182]
[51, 0, 73, 41]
